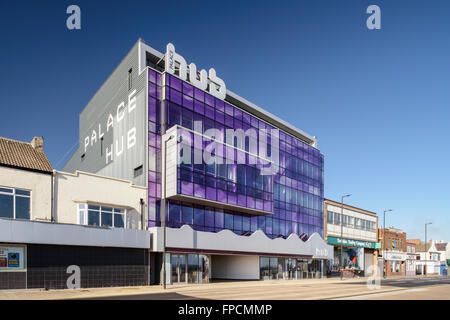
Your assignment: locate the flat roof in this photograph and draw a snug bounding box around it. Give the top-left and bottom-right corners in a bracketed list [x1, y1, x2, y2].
[140, 39, 318, 147]
[324, 198, 377, 216]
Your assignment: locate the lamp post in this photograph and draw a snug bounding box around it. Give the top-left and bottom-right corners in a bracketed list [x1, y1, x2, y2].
[424, 222, 432, 275]
[383, 209, 393, 279]
[340, 194, 351, 280]
[161, 134, 174, 289]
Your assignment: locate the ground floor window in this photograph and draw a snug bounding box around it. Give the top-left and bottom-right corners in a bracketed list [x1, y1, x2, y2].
[167, 253, 210, 285]
[259, 257, 323, 280]
[330, 247, 363, 272]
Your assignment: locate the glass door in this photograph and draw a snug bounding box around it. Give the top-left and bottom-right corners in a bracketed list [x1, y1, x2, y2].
[171, 254, 187, 285]
[199, 255, 210, 283]
[188, 254, 199, 283]
[179, 254, 186, 283]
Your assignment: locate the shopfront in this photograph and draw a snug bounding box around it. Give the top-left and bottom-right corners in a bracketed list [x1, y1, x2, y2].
[384, 251, 406, 276]
[167, 253, 210, 285]
[326, 236, 380, 277]
[259, 257, 323, 280]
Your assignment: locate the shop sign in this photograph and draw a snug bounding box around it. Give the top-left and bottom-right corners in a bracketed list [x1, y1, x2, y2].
[327, 236, 379, 249]
[314, 248, 329, 259]
[0, 245, 25, 271]
[406, 254, 417, 260]
[165, 43, 226, 100]
[384, 252, 406, 261]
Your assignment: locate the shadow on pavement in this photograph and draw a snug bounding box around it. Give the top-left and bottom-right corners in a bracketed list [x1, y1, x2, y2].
[84, 292, 209, 300]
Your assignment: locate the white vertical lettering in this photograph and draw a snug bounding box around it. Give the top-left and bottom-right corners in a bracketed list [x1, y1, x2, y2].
[127, 127, 136, 149]
[98, 123, 104, 139]
[106, 144, 113, 164]
[115, 136, 124, 157]
[117, 102, 125, 122]
[189, 63, 207, 90]
[107, 114, 114, 132]
[91, 130, 97, 146]
[128, 89, 137, 113]
[165, 43, 187, 80]
[208, 68, 226, 100]
[84, 136, 89, 152]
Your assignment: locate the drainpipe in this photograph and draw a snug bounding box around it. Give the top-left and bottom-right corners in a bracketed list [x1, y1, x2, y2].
[51, 170, 55, 222]
[140, 198, 145, 230]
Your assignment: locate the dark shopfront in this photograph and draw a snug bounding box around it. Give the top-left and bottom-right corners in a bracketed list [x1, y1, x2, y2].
[0, 243, 149, 290]
[260, 256, 324, 280]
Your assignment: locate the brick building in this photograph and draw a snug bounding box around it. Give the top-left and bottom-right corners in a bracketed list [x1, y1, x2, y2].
[378, 227, 407, 276]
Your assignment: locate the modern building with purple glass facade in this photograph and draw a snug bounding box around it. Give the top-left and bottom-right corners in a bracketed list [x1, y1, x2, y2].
[64, 39, 333, 285]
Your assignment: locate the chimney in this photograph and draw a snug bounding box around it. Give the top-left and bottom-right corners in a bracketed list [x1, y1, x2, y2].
[31, 137, 44, 152]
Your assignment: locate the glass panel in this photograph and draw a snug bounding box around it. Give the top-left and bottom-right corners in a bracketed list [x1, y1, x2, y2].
[0, 187, 13, 193]
[260, 257, 270, 280]
[179, 255, 186, 283]
[270, 257, 278, 280]
[101, 211, 112, 227]
[88, 205, 100, 211]
[114, 214, 124, 228]
[102, 206, 113, 212]
[15, 197, 30, 219]
[88, 210, 100, 226]
[199, 255, 209, 283]
[277, 258, 284, 279]
[79, 210, 85, 225]
[171, 255, 178, 285]
[187, 254, 199, 283]
[0, 194, 13, 218]
[15, 189, 30, 196]
[182, 206, 193, 224]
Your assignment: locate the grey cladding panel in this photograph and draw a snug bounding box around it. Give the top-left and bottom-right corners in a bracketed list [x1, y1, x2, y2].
[63, 40, 148, 186]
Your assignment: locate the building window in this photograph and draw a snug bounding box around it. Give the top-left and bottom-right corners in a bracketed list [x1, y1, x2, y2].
[128, 68, 133, 90]
[77, 203, 126, 228]
[334, 213, 341, 225]
[134, 165, 143, 177]
[0, 187, 31, 220]
[327, 212, 333, 224]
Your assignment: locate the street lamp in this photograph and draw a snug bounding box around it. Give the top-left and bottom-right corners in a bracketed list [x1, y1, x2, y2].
[161, 134, 175, 289]
[340, 194, 351, 280]
[383, 209, 393, 279]
[424, 222, 432, 274]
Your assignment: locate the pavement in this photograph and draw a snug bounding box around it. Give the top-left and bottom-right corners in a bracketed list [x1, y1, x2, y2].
[0, 275, 448, 300]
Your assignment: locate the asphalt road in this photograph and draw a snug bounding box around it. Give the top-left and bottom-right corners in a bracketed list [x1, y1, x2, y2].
[333, 276, 450, 300]
[375, 276, 450, 288]
[88, 276, 450, 300]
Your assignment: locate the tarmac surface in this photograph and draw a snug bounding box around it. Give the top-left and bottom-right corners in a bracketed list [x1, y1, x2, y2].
[0, 275, 448, 300]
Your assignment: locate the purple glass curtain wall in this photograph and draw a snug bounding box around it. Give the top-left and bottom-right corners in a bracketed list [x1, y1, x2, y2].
[147, 69, 324, 240]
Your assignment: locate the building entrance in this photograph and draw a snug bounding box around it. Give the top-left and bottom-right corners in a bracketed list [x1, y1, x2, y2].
[171, 254, 187, 284]
[169, 253, 210, 285]
[260, 257, 323, 280]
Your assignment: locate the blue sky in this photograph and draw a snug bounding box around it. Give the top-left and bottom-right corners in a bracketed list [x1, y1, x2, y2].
[0, 0, 449, 242]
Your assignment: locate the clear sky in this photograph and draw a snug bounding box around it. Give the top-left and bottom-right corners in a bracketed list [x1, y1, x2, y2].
[0, 0, 449, 242]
